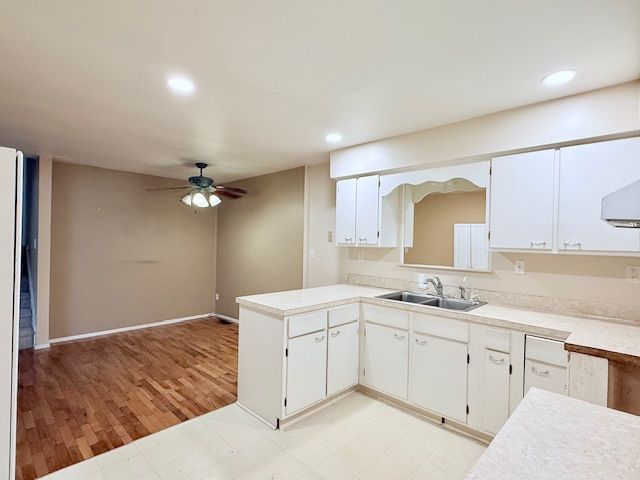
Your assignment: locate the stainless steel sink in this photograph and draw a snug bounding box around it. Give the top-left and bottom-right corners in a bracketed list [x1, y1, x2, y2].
[377, 291, 486, 312]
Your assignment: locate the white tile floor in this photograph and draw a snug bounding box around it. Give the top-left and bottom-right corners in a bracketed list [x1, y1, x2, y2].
[39, 393, 485, 480]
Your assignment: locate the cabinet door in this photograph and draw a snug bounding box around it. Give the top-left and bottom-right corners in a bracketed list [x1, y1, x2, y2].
[470, 224, 489, 270]
[410, 332, 468, 422]
[286, 331, 327, 415]
[336, 178, 356, 245]
[364, 322, 408, 399]
[327, 322, 359, 396]
[356, 175, 380, 246]
[482, 350, 510, 435]
[490, 150, 555, 250]
[453, 224, 471, 269]
[559, 138, 640, 252]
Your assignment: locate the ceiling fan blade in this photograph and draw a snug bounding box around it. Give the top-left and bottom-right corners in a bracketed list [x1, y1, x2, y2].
[145, 186, 193, 192]
[214, 186, 248, 195]
[215, 189, 244, 199]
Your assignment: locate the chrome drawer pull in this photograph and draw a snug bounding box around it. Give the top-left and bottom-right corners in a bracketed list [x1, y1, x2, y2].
[563, 241, 582, 248]
[530, 241, 547, 248]
[314, 335, 325, 342]
[394, 333, 406, 340]
[344, 237, 353, 242]
[330, 331, 341, 337]
[358, 237, 367, 242]
[531, 366, 550, 376]
[489, 355, 504, 365]
[415, 338, 427, 346]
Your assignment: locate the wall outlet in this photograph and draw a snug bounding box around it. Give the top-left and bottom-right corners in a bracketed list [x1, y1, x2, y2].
[358, 252, 365, 262]
[514, 260, 525, 275]
[328, 231, 333, 242]
[626, 266, 640, 283]
[215, 293, 220, 301]
[309, 248, 315, 259]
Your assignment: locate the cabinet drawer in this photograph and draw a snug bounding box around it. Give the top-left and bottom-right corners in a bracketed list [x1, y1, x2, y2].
[328, 303, 359, 327]
[525, 359, 568, 396]
[362, 304, 409, 330]
[413, 313, 468, 343]
[288, 310, 327, 338]
[484, 327, 510, 353]
[525, 336, 567, 367]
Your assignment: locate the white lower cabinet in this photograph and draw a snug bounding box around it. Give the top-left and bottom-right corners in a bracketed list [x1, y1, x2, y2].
[410, 332, 468, 423]
[364, 322, 408, 399]
[327, 321, 359, 396]
[481, 349, 511, 435]
[524, 336, 568, 397]
[285, 330, 328, 415]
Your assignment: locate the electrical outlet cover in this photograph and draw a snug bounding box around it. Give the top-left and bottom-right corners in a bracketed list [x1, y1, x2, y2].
[626, 266, 640, 284]
[358, 252, 365, 262]
[514, 260, 525, 275]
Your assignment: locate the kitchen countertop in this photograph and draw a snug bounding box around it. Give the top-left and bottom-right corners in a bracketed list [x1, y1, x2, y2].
[236, 284, 640, 362]
[465, 388, 640, 480]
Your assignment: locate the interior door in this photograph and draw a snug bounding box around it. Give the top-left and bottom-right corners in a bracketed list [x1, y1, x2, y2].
[336, 178, 356, 245]
[410, 332, 468, 423]
[355, 175, 380, 246]
[559, 138, 640, 252]
[482, 349, 510, 435]
[286, 331, 327, 415]
[327, 322, 359, 396]
[0, 148, 22, 479]
[364, 322, 408, 399]
[490, 150, 555, 250]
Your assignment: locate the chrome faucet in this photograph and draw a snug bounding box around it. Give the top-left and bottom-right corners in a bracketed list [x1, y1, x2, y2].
[425, 276, 443, 296]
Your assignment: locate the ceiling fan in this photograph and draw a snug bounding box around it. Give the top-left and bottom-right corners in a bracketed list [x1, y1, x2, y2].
[146, 162, 247, 208]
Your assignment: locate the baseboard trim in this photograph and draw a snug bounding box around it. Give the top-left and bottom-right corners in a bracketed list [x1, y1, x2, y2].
[49, 312, 217, 344]
[214, 314, 239, 324]
[34, 343, 50, 350]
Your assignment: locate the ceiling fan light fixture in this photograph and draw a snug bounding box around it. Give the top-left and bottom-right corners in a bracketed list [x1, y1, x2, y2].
[209, 194, 221, 206]
[191, 191, 209, 208]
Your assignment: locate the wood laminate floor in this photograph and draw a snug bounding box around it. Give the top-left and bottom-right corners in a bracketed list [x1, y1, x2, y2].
[16, 318, 238, 480]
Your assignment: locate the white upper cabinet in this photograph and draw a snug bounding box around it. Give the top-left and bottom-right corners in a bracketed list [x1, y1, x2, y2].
[489, 149, 556, 250]
[336, 178, 357, 245]
[558, 138, 640, 253]
[335, 174, 399, 247]
[355, 175, 380, 246]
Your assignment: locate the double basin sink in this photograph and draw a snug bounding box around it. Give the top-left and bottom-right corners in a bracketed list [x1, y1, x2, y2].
[377, 291, 486, 312]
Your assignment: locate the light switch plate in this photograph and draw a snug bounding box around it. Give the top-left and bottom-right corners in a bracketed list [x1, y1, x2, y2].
[514, 260, 525, 275]
[309, 248, 315, 259]
[626, 266, 640, 283]
[215, 293, 219, 301]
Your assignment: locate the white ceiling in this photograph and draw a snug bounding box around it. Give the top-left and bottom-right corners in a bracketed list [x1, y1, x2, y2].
[0, 0, 638, 183]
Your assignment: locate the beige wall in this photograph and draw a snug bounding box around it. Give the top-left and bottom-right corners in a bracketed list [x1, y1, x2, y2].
[304, 163, 344, 287]
[405, 191, 486, 266]
[216, 167, 305, 318]
[50, 162, 216, 339]
[330, 81, 640, 178]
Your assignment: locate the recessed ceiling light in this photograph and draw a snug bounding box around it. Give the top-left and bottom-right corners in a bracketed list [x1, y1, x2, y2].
[541, 70, 576, 86]
[167, 75, 196, 96]
[325, 133, 343, 144]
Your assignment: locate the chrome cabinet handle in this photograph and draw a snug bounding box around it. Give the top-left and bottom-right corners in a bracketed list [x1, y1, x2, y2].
[358, 237, 367, 243]
[530, 241, 547, 248]
[314, 335, 325, 342]
[414, 338, 427, 346]
[489, 355, 504, 365]
[531, 366, 549, 376]
[394, 333, 406, 340]
[563, 241, 582, 248]
[344, 237, 353, 242]
[330, 330, 340, 337]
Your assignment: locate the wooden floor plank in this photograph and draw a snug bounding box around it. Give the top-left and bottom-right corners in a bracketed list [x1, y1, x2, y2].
[16, 318, 238, 480]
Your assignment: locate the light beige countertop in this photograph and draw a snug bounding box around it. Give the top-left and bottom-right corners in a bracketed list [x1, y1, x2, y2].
[465, 388, 640, 480]
[237, 284, 640, 361]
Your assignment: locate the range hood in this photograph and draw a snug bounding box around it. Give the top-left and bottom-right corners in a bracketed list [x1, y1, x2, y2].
[601, 180, 640, 228]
